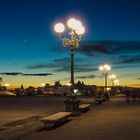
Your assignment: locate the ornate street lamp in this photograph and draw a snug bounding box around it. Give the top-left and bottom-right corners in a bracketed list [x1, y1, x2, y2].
[54, 18, 85, 115]
[54, 18, 85, 97]
[99, 64, 111, 92]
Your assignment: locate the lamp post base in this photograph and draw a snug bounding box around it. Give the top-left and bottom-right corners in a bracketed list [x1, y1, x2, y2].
[64, 96, 80, 116]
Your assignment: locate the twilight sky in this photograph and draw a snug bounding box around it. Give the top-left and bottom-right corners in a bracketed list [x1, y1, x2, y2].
[0, 0, 140, 88]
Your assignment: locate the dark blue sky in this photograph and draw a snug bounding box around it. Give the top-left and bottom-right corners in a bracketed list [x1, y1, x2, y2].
[0, 0, 140, 87]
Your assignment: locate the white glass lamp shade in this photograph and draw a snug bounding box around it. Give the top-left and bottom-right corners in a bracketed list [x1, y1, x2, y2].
[67, 18, 77, 29]
[109, 74, 116, 79]
[75, 25, 85, 35]
[67, 18, 82, 29]
[112, 74, 116, 79]
[104, 64, 111, 71]
[54, 23, 65, 33]
[114, 79, 119, 83]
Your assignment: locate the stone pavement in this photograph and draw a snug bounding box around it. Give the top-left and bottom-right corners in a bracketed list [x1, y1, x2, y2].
[18, 94, 140, 140]
[0, 95, 140, 140]
[0, 96, 95, 140]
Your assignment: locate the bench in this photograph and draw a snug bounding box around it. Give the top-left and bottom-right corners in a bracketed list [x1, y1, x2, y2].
[79, 104, 91, 112]
[101, 96, 106, 102]
[95, 97, 104, 104]
[40, 112, 72, 128]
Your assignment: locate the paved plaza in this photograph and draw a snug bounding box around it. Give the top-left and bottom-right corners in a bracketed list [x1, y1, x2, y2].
[0, 95, 140, 140]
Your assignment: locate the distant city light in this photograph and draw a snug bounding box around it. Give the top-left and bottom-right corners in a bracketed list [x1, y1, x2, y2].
[106, 87, 111, 91]
[113, 79, 120, 86]
[41, 83, 45, 87]
[73, 89, 78, 94]
[67, 82, 72, 87]
[4, 83, 10, 87]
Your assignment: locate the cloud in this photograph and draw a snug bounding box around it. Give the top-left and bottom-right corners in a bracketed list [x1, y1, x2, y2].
[114, 55, 140, 65]
[113, 63, 140, 68]
[54, 57, 70, 63]
[52, 40, 140, 60]
[26, 57, 94, 73]
[0, 72, 22, 76]
[26, 62, 68, 70]
[77, 41, 111, 56]
[76, 74, 98, 79]
[26, 40, 140, 74]
[22, 73, 52, 76]
[54, 57, 86, 64]
[0, 72, 52, 76]
[26, 64, 51, 69]
[26, 57, 73, 69]
[111, 41, 140, 53]
[120, 55, 140, 64]
[54, 67, 97, 73]
[75, 67, 97, 72]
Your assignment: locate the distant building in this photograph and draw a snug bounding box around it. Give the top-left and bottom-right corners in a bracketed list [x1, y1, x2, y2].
[44, 86, 70, 95]
[54, 81, 62, 87]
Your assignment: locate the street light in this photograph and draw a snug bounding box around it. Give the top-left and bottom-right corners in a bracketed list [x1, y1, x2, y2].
[54, 18, 85, 115]
[54, 18, 85, 97]
[109, 74, 116, 96]
[109, 74, 116, 86]
[113, 79, 119, 86]
[99, 64, 111, 93]
[113, 79, 120, 95]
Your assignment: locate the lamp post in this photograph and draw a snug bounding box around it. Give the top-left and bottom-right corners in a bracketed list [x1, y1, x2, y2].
[113, 79, 119, 86]
[54, 18, 85, 115]
[54, 18, 85, 97]
[113, 79, 120, 95]
[109, 74, 116, 95]
[109, 74, 116, 86]
[99, 64, 111, 100]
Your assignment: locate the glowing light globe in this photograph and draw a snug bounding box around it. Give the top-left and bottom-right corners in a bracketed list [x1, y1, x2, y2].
[67, 18, 77, 29]
[109, 74, 116, 79]
[54, 23, 65, 33]
[74, 20, 82, 29]
[75, 25, 85, 35]
[104, 64, 111, 71]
